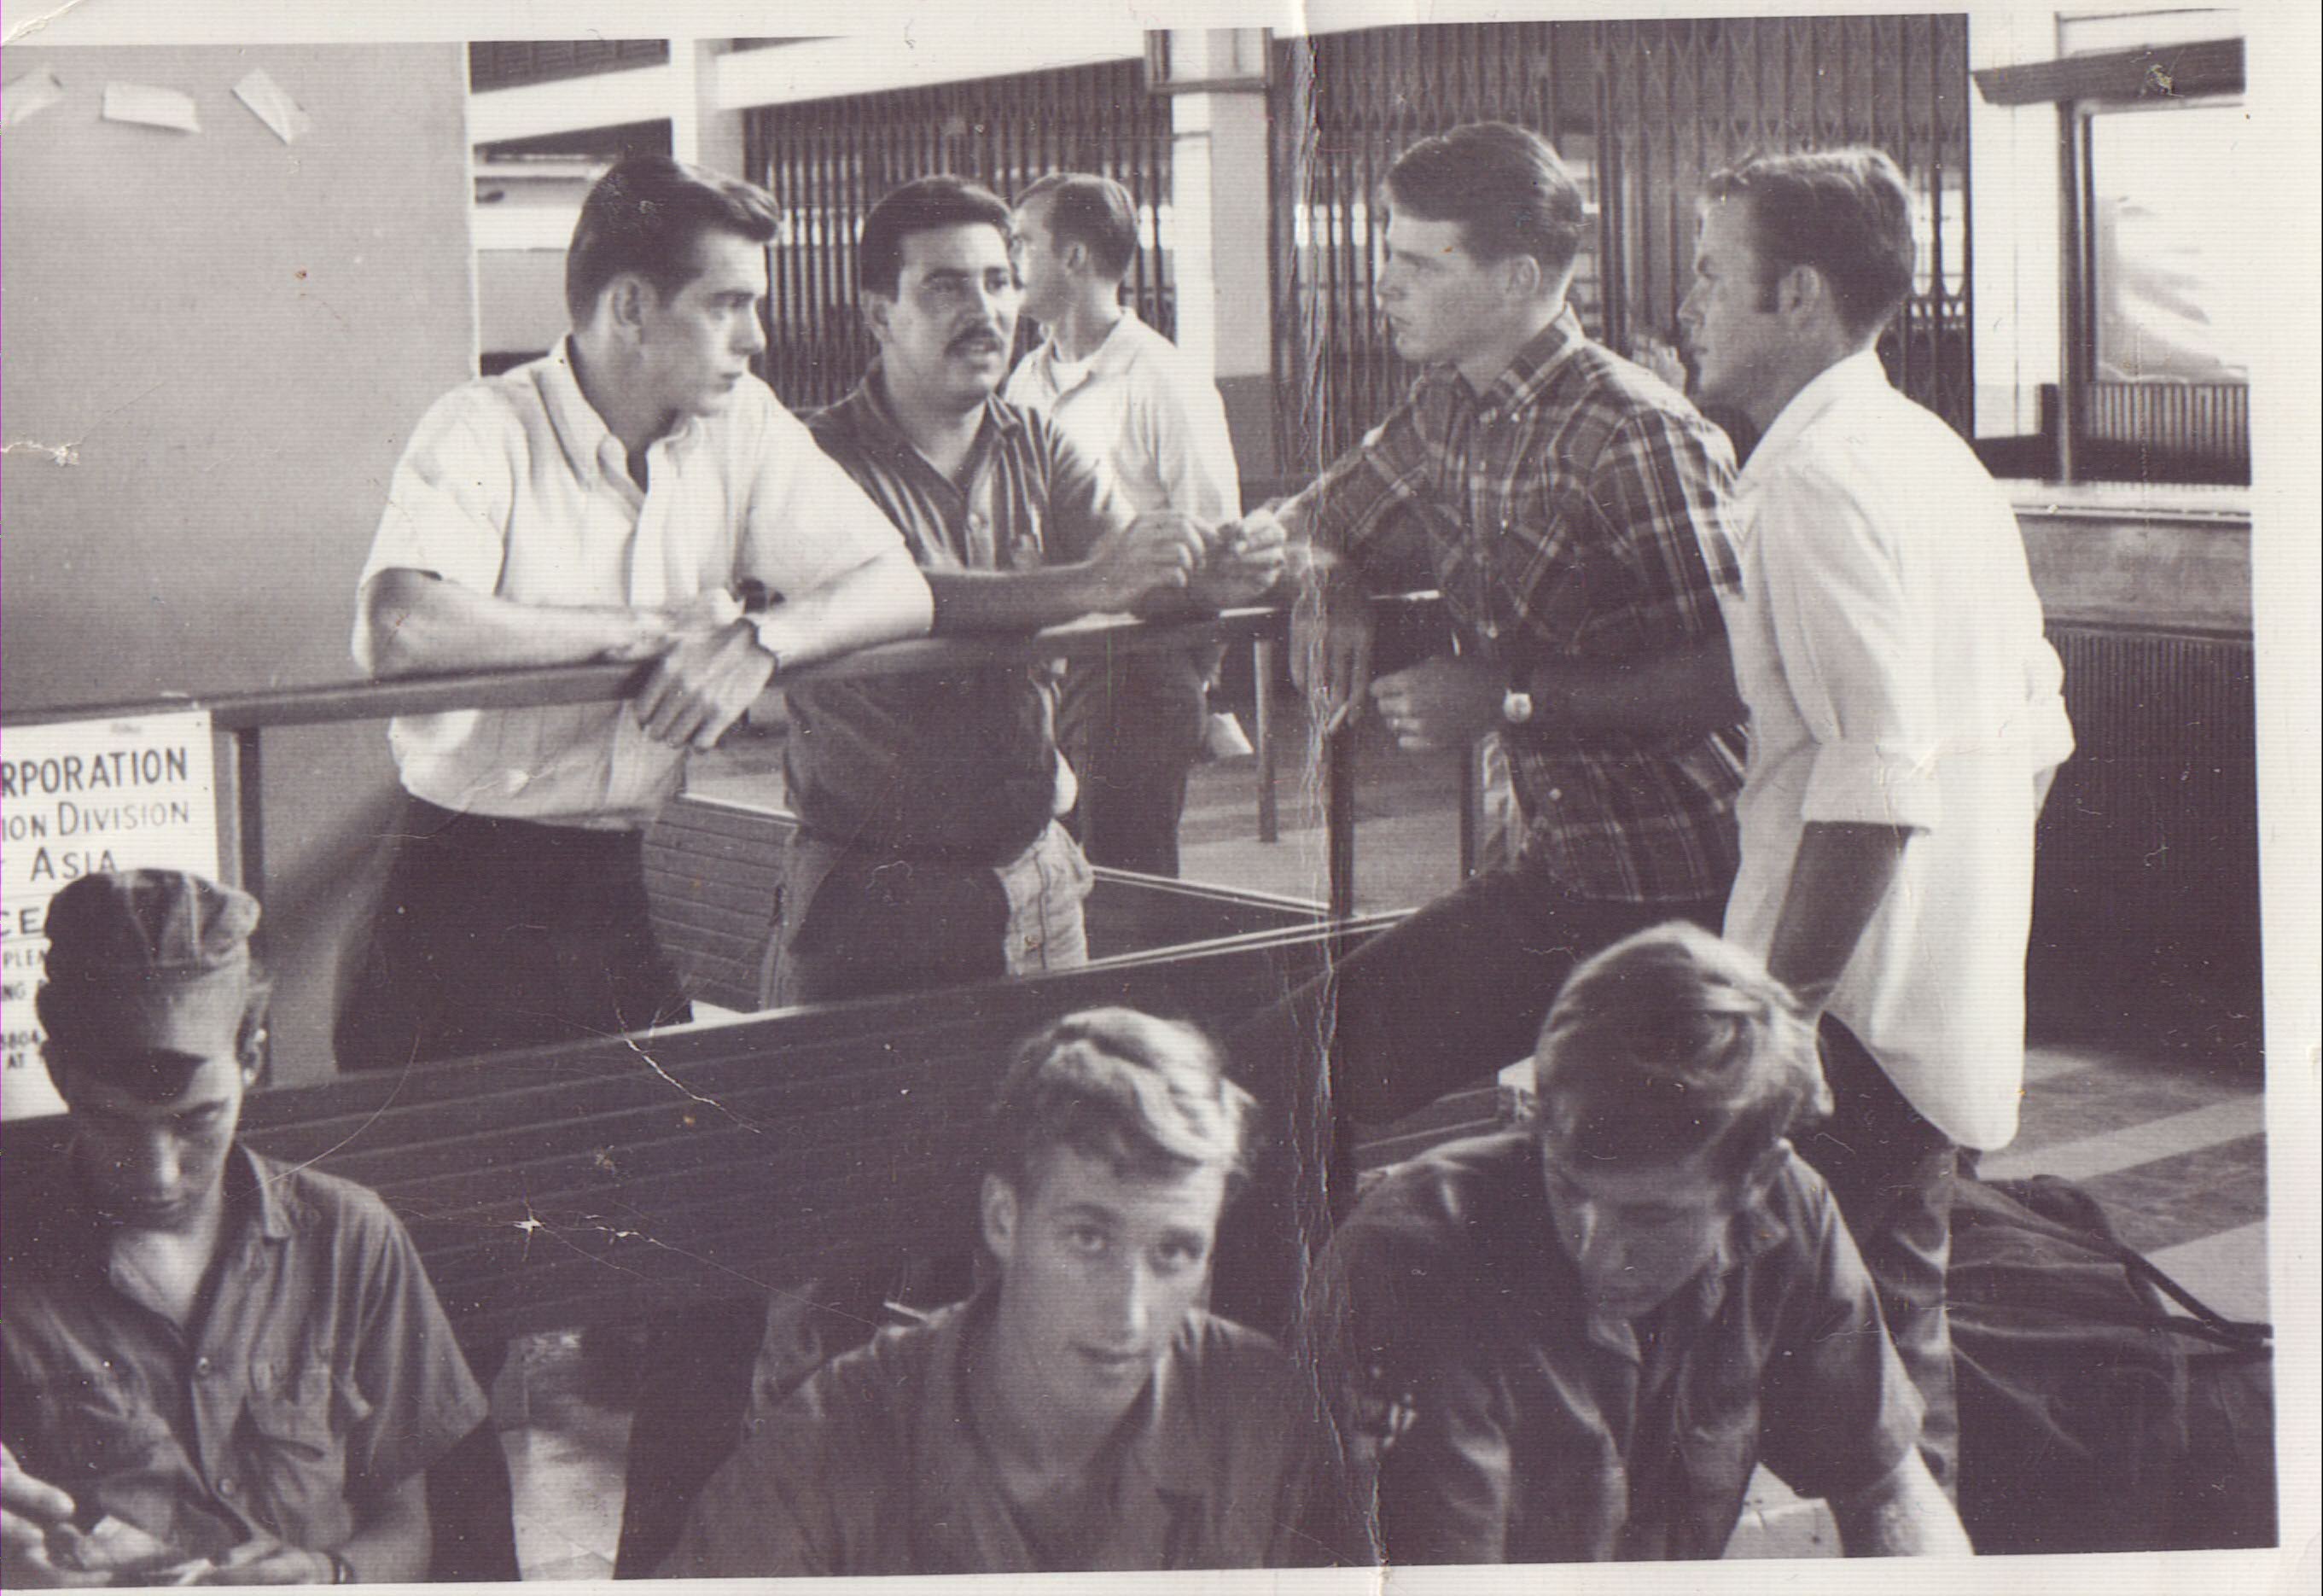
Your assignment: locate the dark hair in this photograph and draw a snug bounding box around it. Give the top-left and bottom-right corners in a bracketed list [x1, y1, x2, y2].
[987, 1009, 1255, 1196]
[857, 175, 1014, 299]
[1702, 147, 1917, 342]
[1016, 172, 1140, 282]
[564, 154, 781, 323]
[1383, 121, 1589, 283]
[1533, 923, 1827, 1192]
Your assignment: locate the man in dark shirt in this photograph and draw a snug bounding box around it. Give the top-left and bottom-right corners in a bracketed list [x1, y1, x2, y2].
[1231, 122, 1745, 1137]
[3, 871, 485, 1587]
[1308, 921, 1970, 1563]
[662, 1009, 1346, 1576]
[770, 176, 1283, 1006]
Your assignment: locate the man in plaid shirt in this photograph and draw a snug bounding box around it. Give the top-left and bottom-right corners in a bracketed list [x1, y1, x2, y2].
[1239, 122, 1746, 1140]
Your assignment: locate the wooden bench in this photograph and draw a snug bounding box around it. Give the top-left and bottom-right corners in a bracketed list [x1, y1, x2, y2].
[4, 918, 1404, 1347]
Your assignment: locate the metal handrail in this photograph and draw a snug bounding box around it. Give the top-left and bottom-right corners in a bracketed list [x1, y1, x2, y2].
[3, 606, 1288, 731]
[1, 604, 1395, 919]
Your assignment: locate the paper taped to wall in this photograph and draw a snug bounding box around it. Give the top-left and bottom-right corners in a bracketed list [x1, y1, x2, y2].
[102, 81, 200, 134]
[4, 65, 66, 127]
[234, 67, 311, 145]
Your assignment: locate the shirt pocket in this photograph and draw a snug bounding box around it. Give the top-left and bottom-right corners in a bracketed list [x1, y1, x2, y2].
[243, 1352, 347, 1463]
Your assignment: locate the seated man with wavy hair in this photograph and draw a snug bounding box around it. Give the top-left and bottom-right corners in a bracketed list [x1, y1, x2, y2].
[1310, 922, 1971, 1563]
[661, 1009, 1344, 1576]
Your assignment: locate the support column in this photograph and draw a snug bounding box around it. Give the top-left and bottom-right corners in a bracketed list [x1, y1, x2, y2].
[1165, 30, 1279, 488]
[673, 38, 748, 178]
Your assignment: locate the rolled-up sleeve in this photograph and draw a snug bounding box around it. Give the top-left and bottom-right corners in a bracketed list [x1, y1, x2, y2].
[359, 393, 515, 598]
[1754, 463, 1943, 831]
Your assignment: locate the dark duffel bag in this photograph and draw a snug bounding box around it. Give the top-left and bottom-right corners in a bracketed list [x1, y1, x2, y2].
[1949, 1174, 2275, 1555]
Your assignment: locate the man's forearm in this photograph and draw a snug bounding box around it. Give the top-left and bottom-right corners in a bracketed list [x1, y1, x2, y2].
[1523, 640, 1743, 737]
[358, 570, 661, 678]
[926, 564, 1130, 633]
[754, 548, 932, 667]
[1764, 819, 1915, 1010]
[1831, 1453, 1973, 1557]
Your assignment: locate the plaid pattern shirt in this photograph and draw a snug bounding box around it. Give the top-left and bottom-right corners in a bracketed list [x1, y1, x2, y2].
[1292, 310, 1745, 905]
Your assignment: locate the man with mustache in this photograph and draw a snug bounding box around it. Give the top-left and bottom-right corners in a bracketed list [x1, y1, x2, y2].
[768, 175, 1284, 1005]
[341, 154, 931, 1071]
[613, 177, 1285, 1576]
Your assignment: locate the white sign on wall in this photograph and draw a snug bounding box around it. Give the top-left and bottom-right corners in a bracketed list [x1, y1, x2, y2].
[2, 711, 220, 1121]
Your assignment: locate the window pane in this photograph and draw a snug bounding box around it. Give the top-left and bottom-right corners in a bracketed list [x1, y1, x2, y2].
[2089, 103, 2253, 383]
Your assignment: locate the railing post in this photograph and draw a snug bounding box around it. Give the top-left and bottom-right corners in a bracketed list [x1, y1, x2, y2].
[1457, 743, 1481, 881]
[235, 727, 265, 900]
[1325, 724, 1355, 922]
[1252, 638, 1278, 843]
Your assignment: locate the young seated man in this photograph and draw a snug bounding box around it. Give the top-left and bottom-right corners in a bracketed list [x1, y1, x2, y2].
[1308, 922, 1971, 1563]
[2, 871, 487, 1587]
[660, 1008, 1344, 1576]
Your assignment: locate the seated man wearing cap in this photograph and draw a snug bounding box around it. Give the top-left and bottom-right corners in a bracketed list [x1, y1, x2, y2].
[1308, 922, 1970, 1563]
[660, 1009, 1346, 1576]
[2, 871, 487, 1587]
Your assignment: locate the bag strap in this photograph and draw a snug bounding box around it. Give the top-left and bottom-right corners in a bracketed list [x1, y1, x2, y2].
[1961, 1181, 2272, 1350]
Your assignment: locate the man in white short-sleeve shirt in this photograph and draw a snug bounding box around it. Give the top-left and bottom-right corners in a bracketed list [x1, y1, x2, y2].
[1680, 146, 2074, 1493]
[338, 154, 931, 1071]
[1004, 172, 1243, 877]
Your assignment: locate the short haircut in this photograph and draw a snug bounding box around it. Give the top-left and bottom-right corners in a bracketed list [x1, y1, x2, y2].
[39, 968, 273, 1105]
[987, 1009, 1256, 1196]
[565, 154, 781, 324]
[857, 175, 1015, 300]
[1016, 172, 1140, 283]
[1533, 923, 1828, 1191]
[1384, 121, 1589, 283]
[1703, 147, 1917, 343]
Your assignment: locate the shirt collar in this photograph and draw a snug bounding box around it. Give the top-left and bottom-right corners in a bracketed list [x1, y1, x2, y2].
[925, 1292, 1216, 1547]
[1488, 1133, 1796, 1359]
[17, 1141, 292, 1278]
[1041, 307, 1142, 385]
[1420, 306, 1588, 421]
[535, 336, 701, 483]
[839, 359, 1026, 468]
[1740, 347, 1892, 486]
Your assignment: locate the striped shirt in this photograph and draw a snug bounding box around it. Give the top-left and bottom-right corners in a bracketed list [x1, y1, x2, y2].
[784, 367, 1135, 859]
[1290, 310, 1744, 905]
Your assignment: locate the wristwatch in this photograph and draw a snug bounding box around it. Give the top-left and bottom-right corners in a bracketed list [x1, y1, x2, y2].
[326, 1550, 356, 1585]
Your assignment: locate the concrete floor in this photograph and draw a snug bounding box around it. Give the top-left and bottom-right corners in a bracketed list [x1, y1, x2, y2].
[497, 696, 2274, 1576]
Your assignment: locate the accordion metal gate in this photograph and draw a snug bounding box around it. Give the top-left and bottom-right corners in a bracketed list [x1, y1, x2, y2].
[1269, 15, 1974, 469]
